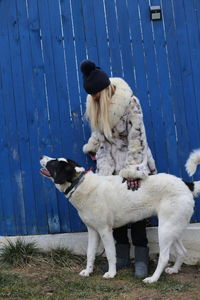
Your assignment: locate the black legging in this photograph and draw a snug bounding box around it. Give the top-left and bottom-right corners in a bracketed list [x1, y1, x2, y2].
[113, 220, 148, 247]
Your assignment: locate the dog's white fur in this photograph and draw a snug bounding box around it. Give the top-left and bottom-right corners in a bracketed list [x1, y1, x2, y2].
[40, 151, 200, 283]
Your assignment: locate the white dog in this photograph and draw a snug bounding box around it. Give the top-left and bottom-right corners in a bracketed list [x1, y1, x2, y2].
[40, 150, 200, 283]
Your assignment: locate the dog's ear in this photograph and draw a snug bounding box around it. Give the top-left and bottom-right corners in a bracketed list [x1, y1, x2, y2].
[67, 159, 82, 168]
[67, 159, 85, 174]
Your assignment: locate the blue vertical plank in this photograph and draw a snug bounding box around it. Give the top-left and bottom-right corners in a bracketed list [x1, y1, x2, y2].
[193, 0, 200, 222]
[37, 0, 62, 156]
[60, 0, 87, 232]
[182, 0, 200, 222]
[172, 0, 199, 177]
[47, 0, 69, 155]
[16, 0, 39, 235]
[47, 0, 72, 233]
[81, 0, 108, 157]
[69, 0, 88, 102]
[0, 53, 16, 235]
[162, 1, 188, 176]
[161, 0, 189, 179]
[69, 0, 87, 68]
[69, 0, 89, 142]
[92, 0, 111, 73]
[81, 0, 98, 62]
[48, 0, 85, 232]
[59, 0, 86, 162]
[70, 0, 95, 163]
[127, 0, 156, 156]
[47, 0, 73, 233]
[0, 124, 14, 235]
[26, 0, 53, 234]
[76, 0, 104, 168]
[103, 0, 122, 76]
[115, 0, 136, 87]
[62, 0, 88, 153]
[0, 1, 17, 235]
[150, 0, 179, 175]
[37, 0, 62, 233]
[184, 0, 200, 138]
[137, 0, 168, 173]
[0, 87, 6, 235]
[161, 0, 197, 224]
[7, 1, 32, 235]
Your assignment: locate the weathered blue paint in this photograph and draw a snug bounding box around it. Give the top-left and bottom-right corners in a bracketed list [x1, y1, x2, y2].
[0, 0, 199, 236]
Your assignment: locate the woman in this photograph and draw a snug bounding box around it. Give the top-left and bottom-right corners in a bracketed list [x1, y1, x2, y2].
[80, 60, 157, 278]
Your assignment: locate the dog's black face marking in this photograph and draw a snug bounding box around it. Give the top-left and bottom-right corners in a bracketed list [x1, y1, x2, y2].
[45, 159, 79, 184]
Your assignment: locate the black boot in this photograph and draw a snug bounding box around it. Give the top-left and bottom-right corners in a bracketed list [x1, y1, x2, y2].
[134, 246, 149, 278]
[102, 244, 131, 272]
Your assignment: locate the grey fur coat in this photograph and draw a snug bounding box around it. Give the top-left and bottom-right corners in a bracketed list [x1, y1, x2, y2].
[83, 78, 156, 179]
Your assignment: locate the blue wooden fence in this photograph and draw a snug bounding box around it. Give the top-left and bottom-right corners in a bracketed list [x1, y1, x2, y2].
[0, 0, 199, 236]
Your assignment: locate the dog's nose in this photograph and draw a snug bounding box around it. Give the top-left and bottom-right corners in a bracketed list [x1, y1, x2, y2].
[40, 156, 44, 160]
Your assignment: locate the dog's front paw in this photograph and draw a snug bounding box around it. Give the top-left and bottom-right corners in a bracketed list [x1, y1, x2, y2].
[79, 269, 90, 277]
[103, 271, 116, 279]
[143, 276, 157, 284]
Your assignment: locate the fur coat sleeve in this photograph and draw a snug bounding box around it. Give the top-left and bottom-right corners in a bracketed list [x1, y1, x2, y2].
[83, 131, 116, 175]
[82, 131, 101, 154]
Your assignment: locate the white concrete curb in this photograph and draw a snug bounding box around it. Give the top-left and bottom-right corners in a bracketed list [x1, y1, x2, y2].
[0, 223, 199, 265]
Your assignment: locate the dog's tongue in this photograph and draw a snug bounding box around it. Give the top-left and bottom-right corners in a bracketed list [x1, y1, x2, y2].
[40, 168, 51, 177]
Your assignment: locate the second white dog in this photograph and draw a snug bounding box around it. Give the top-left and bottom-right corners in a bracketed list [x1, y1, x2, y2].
[40, 150, 200, 283]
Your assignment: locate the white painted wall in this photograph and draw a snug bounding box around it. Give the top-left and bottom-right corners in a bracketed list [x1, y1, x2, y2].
[0, 224, 199, 265]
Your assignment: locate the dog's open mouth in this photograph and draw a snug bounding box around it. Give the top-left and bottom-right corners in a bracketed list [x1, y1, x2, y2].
[40, 168, 51, 177]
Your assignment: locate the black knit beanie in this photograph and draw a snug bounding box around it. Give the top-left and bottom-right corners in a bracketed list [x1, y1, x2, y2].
[80, 60, 110, 94]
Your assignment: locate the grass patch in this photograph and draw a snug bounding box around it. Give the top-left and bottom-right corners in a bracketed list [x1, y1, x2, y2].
[0, 272, 42, 299]
[0, 268, 196, 300]
[0, 239, 39, 267]
[140, 276, 194, 294]
[43, 247, 86, 268]
[0, 240, 198, 299]
[117, 268, 194, 293]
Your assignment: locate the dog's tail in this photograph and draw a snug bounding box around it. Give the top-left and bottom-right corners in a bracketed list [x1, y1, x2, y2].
[185, 149, 200, 197]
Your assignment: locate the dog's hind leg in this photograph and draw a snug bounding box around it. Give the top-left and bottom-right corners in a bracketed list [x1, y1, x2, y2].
[176, 239, 187, 256]
[143, 227, 173, 284]
[165, 240, 186, 274]
[99, 227, 117, 279]
[80, 226, 100, 277]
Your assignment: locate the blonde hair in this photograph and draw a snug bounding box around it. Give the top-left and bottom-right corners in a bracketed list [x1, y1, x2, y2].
[86, 84, 115, 139]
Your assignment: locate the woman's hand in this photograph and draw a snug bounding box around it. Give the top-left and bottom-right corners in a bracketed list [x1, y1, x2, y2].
[88, 151, 96, 161]
[122, 178, 141, 191]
